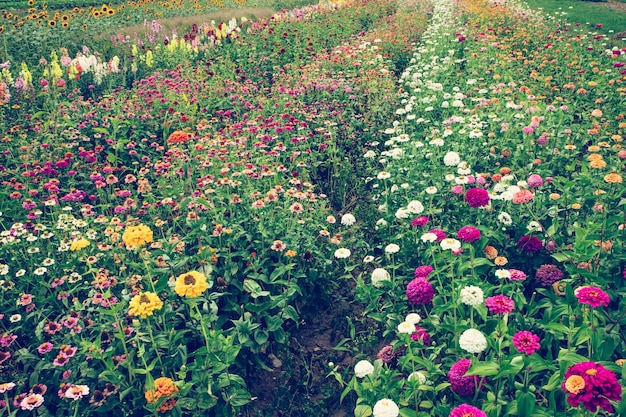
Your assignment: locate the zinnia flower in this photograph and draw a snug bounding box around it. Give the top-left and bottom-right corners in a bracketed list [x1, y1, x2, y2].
[376, 345, 404, 367]
[508, 269, 527, 281]
[145, 377, 178, 403]
[459, 329, 488, 354]
[457, 226, 481, 243]
[428, 229, 447, 242]
[512, 189, 534, 204]
[465, 188, 490, 208]
[575, 286, 610, 308]
[372, 398, 399, 417]
[20, 393, 44, 410]
[512, 331, 541, 355]
[527, 174, 543, 188]
[517, 235, 542, 253]
[561, 362, 622, 412]
[406, 278, 434, 305]
[411, 216, 429, 227]
[371, 268, 391, 287]
[122, 224, 153, 248]
[70, 238, 90, 251]
[535, 264, 563, 286]
[449, 404, 486, 417]
[128, 292, 163, 318]
[354, 360, 374, 378]
[410, 326, 430, 345]
[448, 359, 480, 396]
[341, 213, 356, 226]
[334, 248, 351, 259]
[167, 130, 191, 144]
[414, 265, 433, 279]
[174, 271, 208, 298]
[459, 286, 484, 306]
[484, 295, 515, 314]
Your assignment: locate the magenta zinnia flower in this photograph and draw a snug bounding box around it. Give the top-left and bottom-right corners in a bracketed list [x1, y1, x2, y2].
[406, 278, 434, 305]
[448, 359, 480, 396]
[527, 174, 543, 188]
[410, 326, 430, 345]
[575, 286, 610, 308]
[457, 226, 481, 243]
[535, 264, 563, 286]
[512, 331, 540, 355]
[376, 344, 405, 367]
[428, 229, 447, 242]
[449, 404, 486, 417]
[465, 188, 490, 208]
[411, 216, 429, 227]
[517, 235, 542, 253]
[414, 265, 434, 279]
[562, 362, 622, 412]
[484, 295, 515, 314]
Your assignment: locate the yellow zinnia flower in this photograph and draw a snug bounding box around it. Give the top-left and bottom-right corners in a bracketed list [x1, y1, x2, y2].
[174, 271, 208, 298]
[145, 377, 178, 403]
[604, 173, 622, 184]
[122, 224, 153, 248]
[70, 238, 90, 251]
[128, 292, 163, 318]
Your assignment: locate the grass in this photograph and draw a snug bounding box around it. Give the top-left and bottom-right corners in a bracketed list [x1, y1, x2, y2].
[523, 0, 626, 37]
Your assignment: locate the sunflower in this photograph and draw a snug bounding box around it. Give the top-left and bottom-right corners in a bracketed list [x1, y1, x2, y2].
[61, 21, 68, 28]
[48, 19, 56, 27]
[93, 10, 101, 17]
[61, 14, 69, 21]
[28, 0, 35, 5]
[0, 26, 4, 34]
[174, 271, 208, 298]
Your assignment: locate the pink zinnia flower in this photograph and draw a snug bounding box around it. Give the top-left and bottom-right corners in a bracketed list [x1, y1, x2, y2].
[508, 269, 527, 281]
[411, 216, 429, 227]
[20, 393, 44, 410]
[465, 188, 490, 208]
[485, 295, 515, 314]
[457, 226, 481, 243]
[512, 331, 541, 355]
[406, 278, 434, 305]
[575, 286, 610, 308]
[37, 342, 54, 355]
[448, 359, 480, 396]
[414, 265, 434, 279]
[449, 404, 486, 417]
[527, 174, 543, 188]
[428, 229, 447, 242]
[517, 235, 542, 253]
[562, 362, 622, 412]
[410, 326, 430, 345]
[512, 189, 534, 204]
[65, 384, 90, 400]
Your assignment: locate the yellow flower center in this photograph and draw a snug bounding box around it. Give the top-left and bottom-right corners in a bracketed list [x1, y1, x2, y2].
[565, 375, 586, 394]
[585, 369, 597, 376]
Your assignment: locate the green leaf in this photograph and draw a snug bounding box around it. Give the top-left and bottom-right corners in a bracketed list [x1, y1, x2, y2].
[400, 408, 418, 417]
[354, 404, 373, 417]
[243, 279, 270, 298]
[516, 392, 535, 417]
[281, 305, 299, 323]
[466, 361, 500, 377]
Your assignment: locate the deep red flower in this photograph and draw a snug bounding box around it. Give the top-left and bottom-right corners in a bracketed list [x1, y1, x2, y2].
[517, 235, 542, 253]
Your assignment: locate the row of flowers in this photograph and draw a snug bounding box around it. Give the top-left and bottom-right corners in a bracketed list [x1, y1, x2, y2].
[333, 0, 626, 415]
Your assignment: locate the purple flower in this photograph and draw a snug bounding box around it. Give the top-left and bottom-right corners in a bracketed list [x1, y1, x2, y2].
[448, 359, 480, 396]
[527, 174, 543, 188]
[535, 264, 564, 286]
[414, 265, 434, 279]
[411, 216, 429, 227]
[406, 278, 434, 305]
[410, 326, 430, 345]
[517, 235, 542, 253]
[465, 188, 490, 208]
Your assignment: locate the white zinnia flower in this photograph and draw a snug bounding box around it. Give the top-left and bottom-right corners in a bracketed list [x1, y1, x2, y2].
[527, 221, 542, 232]
[408, 371, 426, 384]
[459, 286, 484, 306]
[440, 238, 461, 251]
[420, 232, 437, 243]
[406, 200, 424, 214]
[363, 255, 375, 263]
[384, 243, 400, 254]
[371, 268, 391, 287]
[459, 328, 488, 354]
[405, 313, 421, 325]
[373, 398, 400, 417]
[395, 208, 410, 219]
[397, 321, 415, 334]
[495, 269, 511, 279]
[354, 360, 375, 378]
[341, 213, 356, 226]
[497, 212, 513, 226]
[425, 186, 437, 195]
[334, 248, 351, 259]
[377, 171, 391, 180]
[443, 151, 461, 166]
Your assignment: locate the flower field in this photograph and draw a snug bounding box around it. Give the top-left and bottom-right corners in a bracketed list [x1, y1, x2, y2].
[0, 0, 625, 415]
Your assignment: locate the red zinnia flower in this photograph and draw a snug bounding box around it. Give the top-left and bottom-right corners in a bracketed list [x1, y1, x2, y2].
[406, 278, 434, 305]
[517, 235, 542, 253]
[512, 331, 540, 355]
[465, 188, 490, 208]
[562, 362, 622, 412]
[575, 286, 610, 308]
[484, 295, 515, 314]
[449, 404, 486, 417]
[457, 226, 481, 243]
